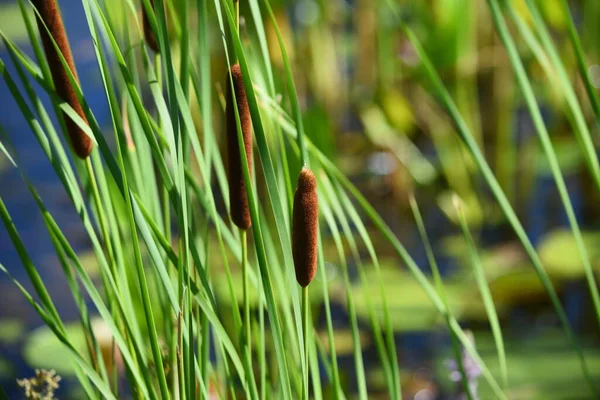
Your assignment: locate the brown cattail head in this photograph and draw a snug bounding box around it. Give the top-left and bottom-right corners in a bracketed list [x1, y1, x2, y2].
[32, 0, 92, 159]
[142, 0, 160, 53]
[226, 64, 253, 230]
[292, 168, 318, 287]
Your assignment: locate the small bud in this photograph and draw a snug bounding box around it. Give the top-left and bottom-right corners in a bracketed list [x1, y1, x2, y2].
[292, 168, 318, 287]
[226, 64, 253, 230]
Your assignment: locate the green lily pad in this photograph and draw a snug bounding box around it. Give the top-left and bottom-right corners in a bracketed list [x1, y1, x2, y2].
[0, 355, 15, 378]
[23, 323, 87, 376]
[316, 329, 371, 356]
[538, 229, 600, 279]
[0, 4, 33, 48]
[348, 261, 483, 331]
[442, 237, 529, 279]
[487, 268, 551, 309]
[0, 318, 25, 345]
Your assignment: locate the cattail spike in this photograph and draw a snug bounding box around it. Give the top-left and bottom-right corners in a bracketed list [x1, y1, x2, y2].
[142, 0, 160, 53]
[293, 168, 318, 287]
[32, 0, 92, 159]
[226, 64, 253, 230]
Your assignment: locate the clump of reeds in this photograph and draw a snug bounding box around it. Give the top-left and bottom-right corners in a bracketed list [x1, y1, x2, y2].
[226, 63, 253, 230]
[292, 168, 318, 287]
[142, 0, 160, 53]
[32, 0, 93, 159]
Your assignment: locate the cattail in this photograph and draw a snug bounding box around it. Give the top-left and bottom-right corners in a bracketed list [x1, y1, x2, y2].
[32, 0, 92, 159]
[142, 0, 160, 53]
[292, 168, 318, 287]
[226, 64, 253, 230]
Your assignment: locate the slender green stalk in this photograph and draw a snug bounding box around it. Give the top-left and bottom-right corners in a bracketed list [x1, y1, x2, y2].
[302, 286, 310, 400]
[316, 236, 343, 399]
[258, 278, 267, 399]
[179, 0, 190, 100]
[235, 0, 240, 32]
[197, 1, 214, 390]
[556, 0, 600, 120]
[242, 229, 252, 364]
[308, 306, 323, 400]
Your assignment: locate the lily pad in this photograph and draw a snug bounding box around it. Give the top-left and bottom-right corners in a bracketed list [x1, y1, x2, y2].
[22, 323, 87, 376]
[0, 318, 25, 345]
[0, 4, 33, 47]
[487, 268, 551, 309]
[316, 329, 371, 356]
[0, 355, 15, 379]
[347, 261, 483, 331]
[538, 229, 600, 279]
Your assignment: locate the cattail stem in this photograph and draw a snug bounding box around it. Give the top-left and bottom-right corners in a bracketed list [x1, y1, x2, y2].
[233, 0, 240, 64]
[241, 229, 251, 362]
[302, 285, 310, 400]
[234, 0, 240, 33]
[258, 282, 266, 399]
[31, 0, 93, 159]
